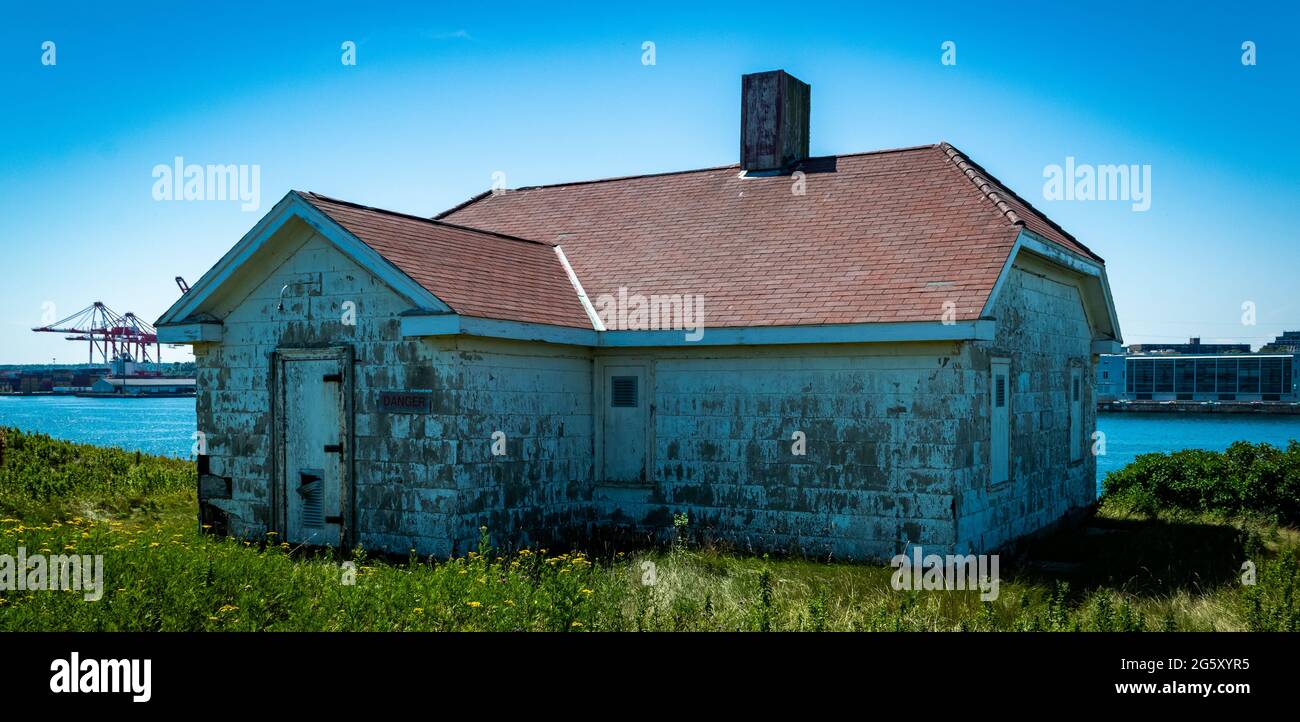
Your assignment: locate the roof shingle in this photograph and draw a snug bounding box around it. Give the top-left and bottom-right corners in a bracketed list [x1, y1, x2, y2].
[436, 143, 1100, 328]
[300, 192, 592, 329]
[301, 142, 1102, 332]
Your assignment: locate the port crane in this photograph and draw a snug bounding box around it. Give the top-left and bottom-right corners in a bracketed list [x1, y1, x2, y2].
[32, 301, 162, 366]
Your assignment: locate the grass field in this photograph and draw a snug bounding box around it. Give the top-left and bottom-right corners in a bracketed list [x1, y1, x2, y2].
[2, 427, 1298, 631]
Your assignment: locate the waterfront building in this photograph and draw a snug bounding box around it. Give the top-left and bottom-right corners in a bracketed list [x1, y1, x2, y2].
[1121, 353, 1296, 401]
[1126, 337, 1250, 355]
[155, 71, 1123, 561]
[1096, 354, 1127, 401]
[1262, 331, 1300, 354]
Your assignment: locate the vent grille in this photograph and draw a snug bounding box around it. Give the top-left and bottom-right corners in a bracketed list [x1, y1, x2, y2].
[995, 376, 1006, 408]
[1072, 378, 1080, 401]
[302, 486, 323, 528]
[611, 376, 638, 408]
[299, 470, 324, 529]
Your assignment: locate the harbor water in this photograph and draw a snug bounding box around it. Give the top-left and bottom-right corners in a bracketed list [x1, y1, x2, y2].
[1, 396, 1298, 494]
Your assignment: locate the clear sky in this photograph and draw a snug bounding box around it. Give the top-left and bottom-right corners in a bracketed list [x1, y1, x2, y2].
[1, 1, 1296, 363]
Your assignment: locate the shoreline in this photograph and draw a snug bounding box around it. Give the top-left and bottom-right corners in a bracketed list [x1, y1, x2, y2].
[1100, 400, 1300, 415]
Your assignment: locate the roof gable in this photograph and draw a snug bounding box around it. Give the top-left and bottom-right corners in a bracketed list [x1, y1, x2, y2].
[157, 191, 591, 330]
[299, 193, 592, 329]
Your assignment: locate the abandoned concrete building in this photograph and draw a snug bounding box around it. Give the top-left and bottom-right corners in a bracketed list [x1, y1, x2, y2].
[157, 70, 1123, 560]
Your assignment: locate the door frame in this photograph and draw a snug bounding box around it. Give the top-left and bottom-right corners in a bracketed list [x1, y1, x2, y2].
[593, 356, 655, 486]
[271, 345, 355, 547]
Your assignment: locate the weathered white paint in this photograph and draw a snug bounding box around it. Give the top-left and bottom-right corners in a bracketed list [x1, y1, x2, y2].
[400, 316, 997, 347]
[280, 355, 345, 545]
[156, 322, 223, 343]
[990, 358, 1010, 485]
[600, 364, 647, 483]
[177, 210, 1113, 561]
[156, 191, 449, 328]
[1016, 229, 1122, 344]
[1069, 366, 1083, 462]
[955, 263, 1096, 553]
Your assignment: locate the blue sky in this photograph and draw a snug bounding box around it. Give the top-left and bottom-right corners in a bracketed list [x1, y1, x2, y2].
[1, 1, 1296, 363]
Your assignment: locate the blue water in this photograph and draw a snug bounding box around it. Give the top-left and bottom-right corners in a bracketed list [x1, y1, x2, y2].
[1094, 412, 1300, 493]
[0, 396, 197, 458]
[2, 398, 1297, 492]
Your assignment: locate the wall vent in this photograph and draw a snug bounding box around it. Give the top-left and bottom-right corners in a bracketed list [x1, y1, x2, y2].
[299, 470, 324, 528]
[611, 376, 638, 408]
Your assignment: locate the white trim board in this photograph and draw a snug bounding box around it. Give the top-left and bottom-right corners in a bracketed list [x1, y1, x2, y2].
[398, 315, 993, 347]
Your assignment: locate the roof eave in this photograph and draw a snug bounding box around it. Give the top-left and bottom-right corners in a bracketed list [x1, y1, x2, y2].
[399, 313, 994, 347]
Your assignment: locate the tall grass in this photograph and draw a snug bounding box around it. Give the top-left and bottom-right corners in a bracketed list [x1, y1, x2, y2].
[2, 427, 1298, 631]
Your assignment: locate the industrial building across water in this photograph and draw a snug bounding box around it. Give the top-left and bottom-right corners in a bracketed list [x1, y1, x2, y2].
[1098, 333, 1300, 408]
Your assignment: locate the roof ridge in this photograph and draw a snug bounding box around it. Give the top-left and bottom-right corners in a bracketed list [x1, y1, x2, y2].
[507, 161, 742, 193]
[433, 144, 944, 218]
[297, 191, 557, 248]
[937, 142, 1025, 227]
[936, 143, 1103, 262]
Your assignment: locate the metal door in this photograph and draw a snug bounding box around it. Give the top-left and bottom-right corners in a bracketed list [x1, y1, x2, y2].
[602, 365, 647, 483]
[280, 356, 346, 545]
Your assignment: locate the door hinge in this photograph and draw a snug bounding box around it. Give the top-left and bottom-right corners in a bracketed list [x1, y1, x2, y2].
[325, 515, 343, 525]
[322, 373, 343, 383]
[324, 443, 343, 453]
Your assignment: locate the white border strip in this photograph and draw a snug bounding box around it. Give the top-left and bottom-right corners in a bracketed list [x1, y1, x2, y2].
[554, 245, 604, 331]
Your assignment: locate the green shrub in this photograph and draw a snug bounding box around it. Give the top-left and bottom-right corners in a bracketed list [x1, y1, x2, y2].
[1102, 441, 1300, 524]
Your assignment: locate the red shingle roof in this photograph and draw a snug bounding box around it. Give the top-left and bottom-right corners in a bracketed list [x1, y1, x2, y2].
[302, 142, 1101, 332]
[436, 143, 1101, 328]
[299, 192, 593, 329]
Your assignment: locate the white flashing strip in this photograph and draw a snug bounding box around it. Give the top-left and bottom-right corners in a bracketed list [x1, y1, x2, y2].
[1091, 340, 1123, 355]
[1017, 229, 1104, 278]
[156, 322, 224, 343]
[978, 232, 1024, 319]
[554, 245, 605, 331]
[399, 315, 993, 347]
[400, 314, 598, 346]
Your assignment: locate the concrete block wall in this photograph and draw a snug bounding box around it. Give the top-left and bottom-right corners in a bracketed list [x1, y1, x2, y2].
[196, 231, 594, 557]
[595, 344, 977, 560]
[193, 229, 1096, 562]
[956, 265, 1096, 552]
[448, 340, 593, 554]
